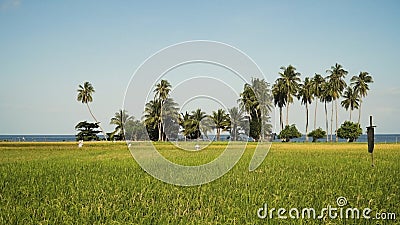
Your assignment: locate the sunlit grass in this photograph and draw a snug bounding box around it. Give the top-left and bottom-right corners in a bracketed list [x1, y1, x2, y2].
[0, 142, 399, 224]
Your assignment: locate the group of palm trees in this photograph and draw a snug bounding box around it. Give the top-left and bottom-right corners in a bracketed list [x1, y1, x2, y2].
[272, 63, 373, 142]
[143, 80, 235, 141]
[76, 63, 372, 142]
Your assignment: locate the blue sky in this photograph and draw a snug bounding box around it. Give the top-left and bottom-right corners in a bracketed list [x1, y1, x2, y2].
[1, 0, 399, 134]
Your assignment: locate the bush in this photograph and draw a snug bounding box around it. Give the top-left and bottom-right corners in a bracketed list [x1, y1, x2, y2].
[308, 128, 327, 142]
[337, 121, 362, 142]
[278, 124, 302, 142]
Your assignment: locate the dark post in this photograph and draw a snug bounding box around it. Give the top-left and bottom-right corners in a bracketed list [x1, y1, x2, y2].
[366, 116, 376, 166]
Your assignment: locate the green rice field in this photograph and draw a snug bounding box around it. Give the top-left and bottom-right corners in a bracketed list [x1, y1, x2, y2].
[0, 142, 399, 224]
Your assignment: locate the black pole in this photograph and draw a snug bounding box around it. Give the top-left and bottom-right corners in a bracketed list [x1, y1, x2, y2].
[367, 116, 376, 167]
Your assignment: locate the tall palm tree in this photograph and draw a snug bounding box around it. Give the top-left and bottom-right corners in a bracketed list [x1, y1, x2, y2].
[228, 107, 245, 141]
[239, 83, 261, 141]
[77, 81, 108, 140]
[320, 81, 333, 142]
[326, 63, 348, 142]
[278, 65, 301, 126]
[210, 109, 230, 141]
[350, 71, 373, 124]
[298, 77, 314, 142]
[154, 80, 172, 141]
[251, 78, 273, 140]
[272, 79, 287, 132]
[341, 87, 360, 121]
[110, 109, 134, 141]
[143, 99, 162, 140]
[311, 74, 325, 130]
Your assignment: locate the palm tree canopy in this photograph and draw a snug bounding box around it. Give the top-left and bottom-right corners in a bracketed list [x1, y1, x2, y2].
[77, 81, 95, 104]
[341, 87, 360, 111]
[350, 71, 373, 98]
[311, 73, 325, 99]
[326, 63, 348, 99]
[298, 77, 314, 105]
[110, 110, 133, 131]
[210, 109, 230, 130]
[154, 80, 172, 101]
[278, 65, 301, 104]
[272, 79, 287, 108]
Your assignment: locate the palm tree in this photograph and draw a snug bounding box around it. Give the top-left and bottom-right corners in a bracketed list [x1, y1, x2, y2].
[228, 107, 245, 141]
[110, 109, 134, 141]
[210, 109, 230, 141]
[77, 81, 108, 140]
[311, 74, 325, 130]
[320, 81, 333, 142]
[350, 71, 373, 124]
[341, 87, 360, 121]
[272, 79, 287, 132]
[154, 80, 172, 141]
[326, 63, 348, 142]
[239, 83, 261, 141]
[250, 78, 273, 140]
[278, 65, 301, 126]
[298, 77, 314, 142]
[143, 99, 162, 140]
[190, 108, 207, 140]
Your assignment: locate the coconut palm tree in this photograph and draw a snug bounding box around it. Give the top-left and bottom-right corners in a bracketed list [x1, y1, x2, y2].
[350, 71, 373, 124]
[251, 78, 273, 140]
[320, 81, 333, 142]
[311, 74, 325, 130]
[298, 77, 314, 142]
[154, 80, 172, 141]
[210, 109, 230, 141]
[278, 65, 301, 126]
[143, 99, 162, 140]
[272, 79, 287, 132]
[239, 83, 261, 141]
[228, 107, 245, 141]
[77, 81, 108, 140]
[326, 63, 348, 142]
[190, 108, 207, 140]
[341, 87, 360, 121]
[110, 109, 134, 141]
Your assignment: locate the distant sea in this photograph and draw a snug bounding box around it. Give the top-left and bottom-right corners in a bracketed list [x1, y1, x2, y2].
[0, 134, 400, 143]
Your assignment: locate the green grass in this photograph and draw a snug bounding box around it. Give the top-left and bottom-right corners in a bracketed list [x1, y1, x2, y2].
[0, 142, 399, 224]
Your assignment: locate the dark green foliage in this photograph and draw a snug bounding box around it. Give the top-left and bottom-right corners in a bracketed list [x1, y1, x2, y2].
[337, 121, 362, 142]
[278, 124, 302, 142]
[308, 128, 326, 142]
[75, 121, 101, 141]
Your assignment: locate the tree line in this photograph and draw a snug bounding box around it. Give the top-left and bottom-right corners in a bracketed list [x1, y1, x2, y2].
[75, 62, 372, 142]
[272, 63, 373, 142]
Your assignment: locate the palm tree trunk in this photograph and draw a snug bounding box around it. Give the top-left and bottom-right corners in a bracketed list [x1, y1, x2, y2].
[358, 99, 362, 124]
[314, 98, 318, 130]
[350, 109, 352, 121]
[158, 122, 162, 141]
[286, 103, 289, 127]
[325, 101, 328, 142]
[86, 103, 108, 141]
[335, 100, 338, 142]
[330, 101, 334, 142]
[305, 103, 309, 142]
[279, 107, 283, 131]
[217, 128, 220, 141]
[286, 93, 290, 126]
